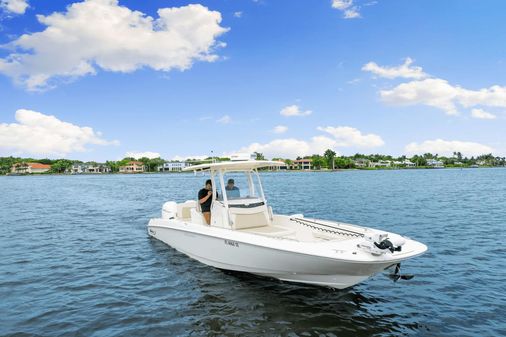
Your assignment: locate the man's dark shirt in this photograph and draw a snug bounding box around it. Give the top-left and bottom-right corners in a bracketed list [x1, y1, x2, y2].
[198, 188, 213, 212]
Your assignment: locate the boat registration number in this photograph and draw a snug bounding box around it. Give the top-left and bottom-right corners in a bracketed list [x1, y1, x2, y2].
[224, 239, 239, 247]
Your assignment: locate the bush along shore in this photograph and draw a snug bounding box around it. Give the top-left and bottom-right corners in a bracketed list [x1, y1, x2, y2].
[2, 151, 505, 176]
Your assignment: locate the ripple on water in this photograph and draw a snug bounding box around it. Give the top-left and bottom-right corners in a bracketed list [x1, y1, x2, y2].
[1, 170, 506, 336]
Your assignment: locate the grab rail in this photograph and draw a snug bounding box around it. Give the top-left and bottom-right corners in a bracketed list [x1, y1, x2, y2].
[290, 217, 364, 238]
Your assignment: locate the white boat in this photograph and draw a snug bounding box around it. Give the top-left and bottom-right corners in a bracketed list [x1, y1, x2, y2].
[147, 160, 427, 289]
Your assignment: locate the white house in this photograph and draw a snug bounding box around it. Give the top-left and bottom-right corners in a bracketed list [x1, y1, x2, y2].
[426, 159, 444, 168]
[67, 163, 111, 174]
[68, 163, 85, 174]
[354, 159, 370, 168]
[293, 159, 312, 170]
[403, 159, 416, 167]
[159, 161, 191, 172]
[85, 163, 111, 173]
[369, 160, 391, 168]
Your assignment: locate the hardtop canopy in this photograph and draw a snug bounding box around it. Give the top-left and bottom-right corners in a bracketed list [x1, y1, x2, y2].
[182, 160, 284, 172]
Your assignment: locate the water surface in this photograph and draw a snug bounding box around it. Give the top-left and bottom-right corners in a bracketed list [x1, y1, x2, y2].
[1, 169, 505, 336]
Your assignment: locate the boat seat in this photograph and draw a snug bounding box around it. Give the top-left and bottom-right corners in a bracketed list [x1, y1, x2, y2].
[231, 211, 270, 230]
[240, 225, 295, 238]
[177, 200, 196, 220]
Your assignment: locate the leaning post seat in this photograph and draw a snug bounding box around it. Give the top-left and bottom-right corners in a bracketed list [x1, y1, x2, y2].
[177, 200, 197, 220]
[228, 203, 271, 230]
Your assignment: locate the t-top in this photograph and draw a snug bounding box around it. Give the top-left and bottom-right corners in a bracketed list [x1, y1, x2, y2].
[198, 188, 213, 212]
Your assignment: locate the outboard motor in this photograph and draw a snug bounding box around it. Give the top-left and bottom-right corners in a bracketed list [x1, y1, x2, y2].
[161, 201, 177, 219]
[358, 232, 406, 255]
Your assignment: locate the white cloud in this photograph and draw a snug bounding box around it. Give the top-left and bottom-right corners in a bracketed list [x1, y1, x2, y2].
[0, 0, 228, 91]
[405, 139, 494, 157]
[365, 58, 506, 116]
[236, 137, 337, 159]
[1, 0, 28, 14]
[332, 0, 360, 19]
[172, 154, 208, 161]
[471, 108, 496, 120]
[343, 8, 360, 19]
[380, 78, 506, 116]
[125, 151, 160, 159]
[380, 78, 460, 115]
[362, 58, 427, 79]
[347, 78, 361, 85]
[233, 125, 384, 159]
[317, 126, 385, 147]
[233, 11, 242, 18]
[272, 125, 288, 134]
[0, 109, 118, 156]
[217, 115, 232, 124]
[280, 104, 312, 117]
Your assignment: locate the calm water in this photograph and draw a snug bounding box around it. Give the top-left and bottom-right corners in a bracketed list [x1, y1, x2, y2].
[1, 169, 505, 337]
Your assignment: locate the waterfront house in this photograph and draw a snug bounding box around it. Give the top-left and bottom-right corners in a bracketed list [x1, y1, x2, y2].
[354, 159, 370, 168]
[11, 162, 51, 174]
[119, 161, 145, 173]
[369, 160, 391, 168]
[403, 160, 416, 167]
[68, 163, 85, 174]
[85, 163, 111, 173]
[268, 161, 288, 170]
[158, 161, 191, 172]
[426, 159, 444, 168]
[293, 159, 312, 170]
[67, 163, 111, 174]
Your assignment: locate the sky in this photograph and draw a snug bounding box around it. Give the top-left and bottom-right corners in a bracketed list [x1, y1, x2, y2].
[1, 0, 506, 161]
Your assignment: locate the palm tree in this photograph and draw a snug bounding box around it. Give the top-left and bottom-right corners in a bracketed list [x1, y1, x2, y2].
[324, 149, 336, 170]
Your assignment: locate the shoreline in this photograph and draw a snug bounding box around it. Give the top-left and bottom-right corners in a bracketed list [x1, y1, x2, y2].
[4, 165, 505, 176]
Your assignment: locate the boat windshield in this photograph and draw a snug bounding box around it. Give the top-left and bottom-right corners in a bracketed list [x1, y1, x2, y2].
[216, 170, 263, 201]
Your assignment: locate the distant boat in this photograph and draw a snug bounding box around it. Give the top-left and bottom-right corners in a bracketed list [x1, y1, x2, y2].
[148, 160, 427, 289]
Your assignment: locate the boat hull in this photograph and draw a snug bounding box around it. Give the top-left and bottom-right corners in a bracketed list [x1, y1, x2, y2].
[148, 220, 405, 289]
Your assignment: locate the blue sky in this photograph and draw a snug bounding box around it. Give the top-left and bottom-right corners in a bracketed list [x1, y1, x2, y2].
[1, 0, 505, 161]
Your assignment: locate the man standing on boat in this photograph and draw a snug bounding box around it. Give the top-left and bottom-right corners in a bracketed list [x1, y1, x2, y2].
[198, 179, 213, 225]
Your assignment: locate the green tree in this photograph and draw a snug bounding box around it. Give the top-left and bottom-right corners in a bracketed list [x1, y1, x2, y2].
[411, 155, 427, 166]
[148, 157, 165, 172]
[334, 157, 355, 169]
[311, 155, 324, 170]
[324, 149, 336, 170]
[106, 160, 120, 172]
[0, 156, 20, 175]
[50, 159, 73, 174]
[254, 152, 265, 160]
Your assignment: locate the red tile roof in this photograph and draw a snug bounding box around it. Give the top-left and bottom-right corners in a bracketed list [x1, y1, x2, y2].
[28, 163, 51, 169]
